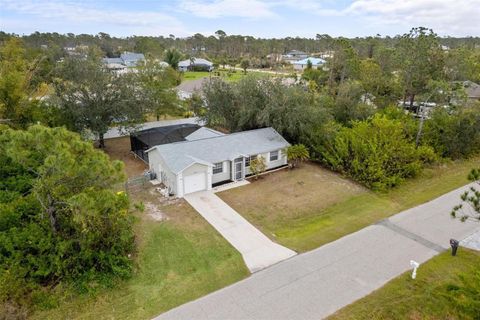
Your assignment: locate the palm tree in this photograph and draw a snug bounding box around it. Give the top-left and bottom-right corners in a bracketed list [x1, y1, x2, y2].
[285, 144, 310, 169]
[164, 48, 182, 69]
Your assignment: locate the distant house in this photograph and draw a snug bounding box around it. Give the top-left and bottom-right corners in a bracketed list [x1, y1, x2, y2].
[282, 50, 308, 63]
[462, 81, 480, 104]
[147, 127, 289, 197]
[178, 58, 214, 72]
[102, 52, 146, 73]
[292, 57, 326, 71]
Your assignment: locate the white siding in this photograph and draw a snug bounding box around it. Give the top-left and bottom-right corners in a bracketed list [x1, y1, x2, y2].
[148, 149, 178, 195]
[245, 149, 287, 176]
[212, 160, 231, 184]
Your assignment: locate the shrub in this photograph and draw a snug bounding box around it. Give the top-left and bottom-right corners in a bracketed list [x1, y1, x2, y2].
[0, 125, 135, 315]
[285, 144, 310, 168]
[319, 114, 437, 190]
[249, 156, 267, 180]
[423, 105, 480, 159]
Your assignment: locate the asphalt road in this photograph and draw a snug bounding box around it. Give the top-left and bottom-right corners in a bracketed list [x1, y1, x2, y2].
[155, 183, 480, 320]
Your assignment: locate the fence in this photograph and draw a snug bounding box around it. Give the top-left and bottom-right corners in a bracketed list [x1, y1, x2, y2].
[124, 175, 149, 193]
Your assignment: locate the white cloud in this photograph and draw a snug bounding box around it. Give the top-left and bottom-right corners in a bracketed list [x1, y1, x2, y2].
[344, 0, 480, 36]
[178, 0, 278, 19]
[0, 0, 190, 36]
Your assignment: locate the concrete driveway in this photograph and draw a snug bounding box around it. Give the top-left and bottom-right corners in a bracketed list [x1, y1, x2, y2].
[156, 183, 480, 320]
[184, 191, 296, 273]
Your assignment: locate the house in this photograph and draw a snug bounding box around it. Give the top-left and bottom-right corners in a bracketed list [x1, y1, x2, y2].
[463, 81, 480, 103]
[292, 57, 326, 71]
[146, 127, 289, 197]
[282, 50, 308, 63]
[178, 58, 214, 72]
[102, 52, 146, 73]
[120, 52, 146, 67]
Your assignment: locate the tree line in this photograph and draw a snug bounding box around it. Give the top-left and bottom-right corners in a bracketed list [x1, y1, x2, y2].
[202, 28, 480, 190]
[1, 30, 479, 68]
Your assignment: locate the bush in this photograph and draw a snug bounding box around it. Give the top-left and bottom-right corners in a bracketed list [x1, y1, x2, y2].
[423, 105, 480, 159]
[0, 125, 135, 315]
[319, 114, 437, 190]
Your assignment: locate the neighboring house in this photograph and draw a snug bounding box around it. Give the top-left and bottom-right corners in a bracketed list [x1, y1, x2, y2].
[178, 58, 214, 72]
[147, 127, 289, 197]
[463, 80, 480, 103]
[102, 52, 146, 73]
[282, 50, 308, 63]
[292, 57, 326, 71]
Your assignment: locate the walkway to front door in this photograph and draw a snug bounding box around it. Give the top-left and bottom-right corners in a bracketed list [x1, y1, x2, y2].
[184, 191, 296, 272]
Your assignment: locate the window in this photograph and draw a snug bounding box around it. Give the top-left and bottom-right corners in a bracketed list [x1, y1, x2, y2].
[270, 150, 279, 161]
[245, 155, 257, 167]
[213, 162, 223, 174]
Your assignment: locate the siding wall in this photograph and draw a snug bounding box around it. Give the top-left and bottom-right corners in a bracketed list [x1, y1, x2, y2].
[212, 160, 231, 184]
[245, 149, 287, 176]
[183, 163, 209, 176]
[148, 149, 178, 195]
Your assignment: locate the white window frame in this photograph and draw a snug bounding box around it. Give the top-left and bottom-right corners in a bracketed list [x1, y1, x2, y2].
[269, 150, 279, 162]
[213, 162, 223, 174]
[245, 154, 257, 167]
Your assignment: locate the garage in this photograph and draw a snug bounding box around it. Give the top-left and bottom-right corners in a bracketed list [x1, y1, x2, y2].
[184, 172, 207, 194]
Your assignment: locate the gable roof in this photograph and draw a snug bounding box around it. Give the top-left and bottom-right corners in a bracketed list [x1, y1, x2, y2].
[178, 58, 213, 67]
[293, 57, 326, 66]
[120, 52, 145, 62]
[463, 81, 480, 98]
[185, 127, 225, 141]
[148, 127, 289, 174]
[102, 52, 145, 68]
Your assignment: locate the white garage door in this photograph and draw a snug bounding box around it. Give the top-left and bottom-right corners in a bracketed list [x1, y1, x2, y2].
[184, 172, 207, 194]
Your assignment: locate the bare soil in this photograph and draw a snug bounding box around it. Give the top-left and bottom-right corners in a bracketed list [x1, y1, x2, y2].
[103, 136, 148, 178]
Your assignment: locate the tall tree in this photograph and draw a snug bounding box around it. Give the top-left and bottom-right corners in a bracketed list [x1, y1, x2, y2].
[0, 38, 48, 127]
[53, 55, 144, 147]
[136, 59, 181, 121]
[396, 27, 444, 111]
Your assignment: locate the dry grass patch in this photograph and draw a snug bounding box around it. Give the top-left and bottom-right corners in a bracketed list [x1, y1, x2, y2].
[218, 157, 480, 252]
[218, 163, 366, 246]
[103, 136, 148, 178]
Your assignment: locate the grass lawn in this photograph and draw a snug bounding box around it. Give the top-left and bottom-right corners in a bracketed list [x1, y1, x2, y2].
[329, 249, 480, 320]
[32, 187, 249, 319]
[181, 70, 276, 83]
[181, 71, 211, 82]
[218, 157, 480, 252]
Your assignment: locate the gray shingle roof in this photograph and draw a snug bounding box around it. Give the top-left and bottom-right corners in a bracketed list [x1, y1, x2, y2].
[178, 58, 213, 67]
[148, 127, 290, 174]
[185, 127, 224, 141]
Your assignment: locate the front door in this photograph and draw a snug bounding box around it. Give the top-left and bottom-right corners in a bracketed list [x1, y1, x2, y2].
[234, 158, 243, 180]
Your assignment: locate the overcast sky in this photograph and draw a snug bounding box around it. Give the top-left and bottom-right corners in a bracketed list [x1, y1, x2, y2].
[1, 0, 479, 38]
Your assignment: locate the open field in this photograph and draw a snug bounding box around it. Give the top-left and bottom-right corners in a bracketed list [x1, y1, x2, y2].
[329, 249, 480, 320]
[103, 136, 148, 178]
[218, 157, 480, 252]
[181, 70, 279, 84]
[32, 186, 249, 319]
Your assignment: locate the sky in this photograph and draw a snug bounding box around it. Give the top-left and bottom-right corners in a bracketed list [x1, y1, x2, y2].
[1, 0, 479, 38]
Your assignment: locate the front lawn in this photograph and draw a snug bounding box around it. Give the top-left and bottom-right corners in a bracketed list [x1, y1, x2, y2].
[329, 249, 480, 320]
[32, 187, 249, 319]
[181, 71, 211, 82]
[218, 157, 480, 252]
